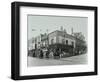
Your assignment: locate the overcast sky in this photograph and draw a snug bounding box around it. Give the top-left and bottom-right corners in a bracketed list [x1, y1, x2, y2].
[28, 15, 88, 41]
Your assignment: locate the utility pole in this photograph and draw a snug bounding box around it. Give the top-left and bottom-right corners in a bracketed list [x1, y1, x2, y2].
[46, 29, 49, 48]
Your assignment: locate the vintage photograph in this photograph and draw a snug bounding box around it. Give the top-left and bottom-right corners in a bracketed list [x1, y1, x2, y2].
[27, 15, 88, 67]
[11, 2, 97, 80]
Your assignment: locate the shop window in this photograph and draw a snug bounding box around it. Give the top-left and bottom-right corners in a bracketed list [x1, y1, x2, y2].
[51, 39, 54, 44]
[62, 39, 65, 44]
[66, 40, 68, 45]
[71, 41, 74, 47]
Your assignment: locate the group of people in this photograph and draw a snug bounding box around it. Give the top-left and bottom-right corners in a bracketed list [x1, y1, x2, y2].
[31, 48, 64, 59]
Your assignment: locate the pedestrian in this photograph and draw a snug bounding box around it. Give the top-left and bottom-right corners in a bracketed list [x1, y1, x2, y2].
[53, 49, 57, 59]
[40, 49, 43, 58]
[33, 50, 35, 57]
[46, 49, 49, 58]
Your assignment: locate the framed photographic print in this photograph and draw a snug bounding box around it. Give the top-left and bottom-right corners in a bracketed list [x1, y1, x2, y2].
[11, 2, 98, 80]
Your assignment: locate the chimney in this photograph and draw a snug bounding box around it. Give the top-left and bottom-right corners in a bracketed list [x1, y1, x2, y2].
[60, 26, 63, 31]
[71, 28, 73, 34]
[64, 29, 67, 33]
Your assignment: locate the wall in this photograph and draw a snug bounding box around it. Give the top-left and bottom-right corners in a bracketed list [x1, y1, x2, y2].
[49, 31, 57, 44]
[0, 0, 99, 82]
[59, 36, 75, 47]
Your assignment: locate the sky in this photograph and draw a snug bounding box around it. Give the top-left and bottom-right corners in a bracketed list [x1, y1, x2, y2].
[28, 15, 88, 41]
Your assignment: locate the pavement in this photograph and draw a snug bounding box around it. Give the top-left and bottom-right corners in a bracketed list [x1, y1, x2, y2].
[27, 54, 87, 67]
